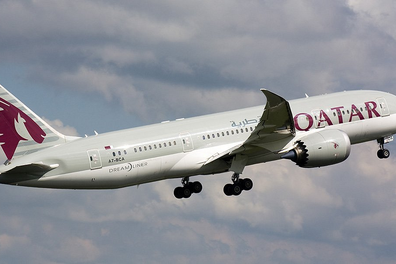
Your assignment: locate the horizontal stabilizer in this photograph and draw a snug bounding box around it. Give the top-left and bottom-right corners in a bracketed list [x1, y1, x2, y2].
[1, 163, 59, 175]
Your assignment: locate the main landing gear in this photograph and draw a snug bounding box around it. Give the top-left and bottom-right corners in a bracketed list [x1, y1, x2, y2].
[174, 177, 202, 199]
[223, 173, 253, 196]
[377, 137, 391, 159]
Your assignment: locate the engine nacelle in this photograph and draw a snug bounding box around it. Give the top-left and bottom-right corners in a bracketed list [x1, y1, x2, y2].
[282, 130, 351, 168]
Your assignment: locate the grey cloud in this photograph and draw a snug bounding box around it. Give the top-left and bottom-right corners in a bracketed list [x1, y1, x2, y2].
[1, 0, 396, 263]
[2, 144, 396, 263]
[2, 0, 396, 113]
[1, 143, 396, 263]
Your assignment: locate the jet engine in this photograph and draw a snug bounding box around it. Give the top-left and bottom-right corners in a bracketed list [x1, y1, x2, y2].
[282, 129, 351, 168]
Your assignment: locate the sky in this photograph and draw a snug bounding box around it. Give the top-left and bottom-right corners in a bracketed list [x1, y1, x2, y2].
[1, 0, 396, 263]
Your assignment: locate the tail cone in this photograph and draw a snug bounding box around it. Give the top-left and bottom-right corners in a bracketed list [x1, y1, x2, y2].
[281, 150, 297, 162]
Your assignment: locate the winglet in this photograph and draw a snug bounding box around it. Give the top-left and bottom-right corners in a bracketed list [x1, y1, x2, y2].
[261, 89, 287, 107]
[203, 89, 296, 167]
[259, 89, 295, 136]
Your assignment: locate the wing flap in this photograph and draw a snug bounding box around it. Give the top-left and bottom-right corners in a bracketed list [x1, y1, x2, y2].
[203, 142, 243, 165]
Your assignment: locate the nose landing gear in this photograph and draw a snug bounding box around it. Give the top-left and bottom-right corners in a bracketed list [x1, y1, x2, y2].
[377, 137, 392, 159]
[377, 148, 390, 159]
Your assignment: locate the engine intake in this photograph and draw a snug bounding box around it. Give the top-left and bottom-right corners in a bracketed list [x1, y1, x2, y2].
[282, 130, 351, 168]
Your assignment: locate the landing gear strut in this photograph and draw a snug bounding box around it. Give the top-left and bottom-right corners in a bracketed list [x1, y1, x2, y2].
[377, 137, 391, 159]
[223, 173, 253, 196]
[174, 177, 202, 199]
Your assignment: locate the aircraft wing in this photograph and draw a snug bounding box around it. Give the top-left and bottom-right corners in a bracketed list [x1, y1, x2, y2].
[204, 89, 295, 166]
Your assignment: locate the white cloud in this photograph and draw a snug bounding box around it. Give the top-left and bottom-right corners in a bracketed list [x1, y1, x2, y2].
[42, 118, 79, 137]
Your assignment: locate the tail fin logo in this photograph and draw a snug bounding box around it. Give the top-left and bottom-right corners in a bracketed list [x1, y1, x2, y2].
[0, 98, 46, 160]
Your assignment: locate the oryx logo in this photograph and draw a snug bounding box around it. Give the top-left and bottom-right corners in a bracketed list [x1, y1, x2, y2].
[0, 97, 46, 160]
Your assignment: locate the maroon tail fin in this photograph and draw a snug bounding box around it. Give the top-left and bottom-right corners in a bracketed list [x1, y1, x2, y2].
[0, 84, 66, 164]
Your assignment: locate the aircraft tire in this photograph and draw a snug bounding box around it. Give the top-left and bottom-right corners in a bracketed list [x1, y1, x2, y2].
[182, 187, 192, 198]
[174, 187, 184, 199]
[383, 149, 390, 159]
[223, 184, 233, 196]
[241, 178, 253, 191]
[231, 183, 242, 196]
[191, 181, 203, 193]
[377, 149, 390, 159]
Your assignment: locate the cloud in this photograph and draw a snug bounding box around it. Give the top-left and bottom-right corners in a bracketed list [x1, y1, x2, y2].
[0, 234, 29, 252]
[42, 118, 79, 137]
[1, 0, 396, 263]
[55, 237, 101, 262]
[2, 0, 396, 122]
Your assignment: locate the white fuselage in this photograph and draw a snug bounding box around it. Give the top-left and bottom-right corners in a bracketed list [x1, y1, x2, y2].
[2, 90, 396, 189]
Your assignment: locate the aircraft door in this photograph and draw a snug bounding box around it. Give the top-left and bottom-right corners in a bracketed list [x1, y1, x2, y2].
[179, 133, 194, 152]
[377, 98, 390, 116]
[87, 149, 102, 170]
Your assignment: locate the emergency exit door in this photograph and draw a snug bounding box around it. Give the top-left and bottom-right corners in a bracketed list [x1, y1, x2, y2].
[87, 149, 102, 170]
[377, 98, 390, 116]
[180, 133, 194, 152]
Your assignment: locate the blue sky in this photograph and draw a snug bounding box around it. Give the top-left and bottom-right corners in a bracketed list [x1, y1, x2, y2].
[1, 1, 396, 263]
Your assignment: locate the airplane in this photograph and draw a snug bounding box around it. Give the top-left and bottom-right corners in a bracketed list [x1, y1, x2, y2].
[0, 84, 395, 199]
